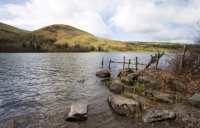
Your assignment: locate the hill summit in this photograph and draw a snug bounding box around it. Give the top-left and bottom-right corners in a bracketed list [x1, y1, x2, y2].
[0, 22, 131, 52]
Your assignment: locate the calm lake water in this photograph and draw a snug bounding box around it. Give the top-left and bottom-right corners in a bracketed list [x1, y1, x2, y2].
[0, 52, 171, 128]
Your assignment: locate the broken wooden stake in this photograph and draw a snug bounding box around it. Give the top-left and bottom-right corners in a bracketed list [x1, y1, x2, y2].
[109, 58, 112, 70]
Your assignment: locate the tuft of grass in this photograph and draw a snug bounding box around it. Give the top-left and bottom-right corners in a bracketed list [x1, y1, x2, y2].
[133, 83, 145, 95]
[122, 90, 134, 99]
[175, 95, 185, 103]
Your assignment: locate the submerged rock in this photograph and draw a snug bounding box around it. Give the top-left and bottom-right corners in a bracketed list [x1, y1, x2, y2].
[0, 119, 14, 128]
[109, 79, 124, 94]
[96, 69, 111, 78]
[66, 103, 88, 121]
[108, 95, 141, 117]
[188, 94, 200, 108]
[143, 108, 176, 123]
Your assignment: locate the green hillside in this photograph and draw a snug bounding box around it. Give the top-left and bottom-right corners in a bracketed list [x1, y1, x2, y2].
[33, 24, 132, 52]
[0, 22, 184, 52]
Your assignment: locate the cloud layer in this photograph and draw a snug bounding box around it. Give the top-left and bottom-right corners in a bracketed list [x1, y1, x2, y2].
[0, 0, 200, 42]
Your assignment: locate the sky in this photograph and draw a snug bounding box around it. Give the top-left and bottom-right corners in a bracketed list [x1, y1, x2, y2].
[0, 0, 200, 43]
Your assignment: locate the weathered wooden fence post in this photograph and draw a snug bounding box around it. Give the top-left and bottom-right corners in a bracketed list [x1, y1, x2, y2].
[155, 52, 159, 70]
[108, 58, 112, 70]
[182, 45, 187, 68]
[128, 59, 131, 69]
[101, 57, 104, 68]
[179, 45, 187, 72]
[135, 56, 138, 71]
[123, 56, 125, 70]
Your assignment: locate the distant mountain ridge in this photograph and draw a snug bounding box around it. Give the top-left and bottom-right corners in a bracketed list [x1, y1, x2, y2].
[0, 22, 184, 52]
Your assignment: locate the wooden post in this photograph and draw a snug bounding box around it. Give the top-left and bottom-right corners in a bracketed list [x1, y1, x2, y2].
[108, 58, 112, 70]
[155, 53, 159, 70]
[135, 56, 138, 71]
[179, 45, 187, 72]
[101, 57, 104, 68]
[146, 55, 152, 69]
[182, 45, 187, 68]
[128, 59, 131, 69]
[123, 56, 125, 70]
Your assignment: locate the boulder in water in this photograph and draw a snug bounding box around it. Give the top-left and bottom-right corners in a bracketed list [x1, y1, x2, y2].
[108, 95, 141, 117]
[66, 103, 88, 121]
[96, 69, 111, 78]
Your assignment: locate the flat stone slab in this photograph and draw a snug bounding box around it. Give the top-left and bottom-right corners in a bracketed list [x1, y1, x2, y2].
[143, 108, 176, 123]
[188, 93, 200, 108]
[145, 90, 174, 103]
[66, 103, 88, 121]
[108, 95, 141, 117]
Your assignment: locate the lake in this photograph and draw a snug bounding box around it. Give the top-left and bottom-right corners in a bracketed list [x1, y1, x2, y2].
[0, 52, 171, 128]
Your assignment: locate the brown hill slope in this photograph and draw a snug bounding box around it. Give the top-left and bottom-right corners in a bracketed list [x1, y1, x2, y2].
[0, 22, 184, 52]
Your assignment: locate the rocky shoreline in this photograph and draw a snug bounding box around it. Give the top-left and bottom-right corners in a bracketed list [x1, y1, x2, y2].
[95, 68, 200, 127]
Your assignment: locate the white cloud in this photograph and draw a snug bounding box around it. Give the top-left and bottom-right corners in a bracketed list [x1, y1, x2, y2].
[0, 0, 115, 37]
[0, 0, 200, 42]
[110, 0, 200, 41]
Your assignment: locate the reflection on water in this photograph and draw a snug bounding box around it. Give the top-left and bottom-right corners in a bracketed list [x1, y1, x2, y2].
[0, 52, 170, 128]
